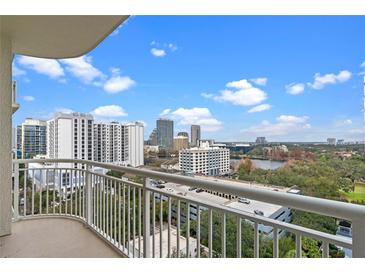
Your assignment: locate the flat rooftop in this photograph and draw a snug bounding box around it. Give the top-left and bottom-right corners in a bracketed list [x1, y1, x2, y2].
[153, 178, 286, 218]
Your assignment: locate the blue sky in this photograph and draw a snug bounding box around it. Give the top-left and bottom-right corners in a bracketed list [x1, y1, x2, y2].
[12, 16, 365, 142]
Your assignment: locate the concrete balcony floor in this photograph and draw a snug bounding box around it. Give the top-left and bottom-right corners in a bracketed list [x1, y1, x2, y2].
[0, 218, 123, 258]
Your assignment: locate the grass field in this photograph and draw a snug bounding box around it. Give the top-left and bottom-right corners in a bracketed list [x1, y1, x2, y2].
[343, 182, 365, 202]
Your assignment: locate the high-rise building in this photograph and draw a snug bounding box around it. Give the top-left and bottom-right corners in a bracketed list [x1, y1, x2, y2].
[94, 121, 144, 167]
[47, 112, 94, 169]
[148, 128, 158, 146]
[327, 138, 337, 146]
[177, 131, 189, 138]
[255, 137, 267, 144]
[17, 118, 47, 159]
[125, 122, 144, 167]
[190, 125, 201, 147]
[157, 119, 173, 149]
[173, 136, 189, 151]
[179, 141, 230, 176]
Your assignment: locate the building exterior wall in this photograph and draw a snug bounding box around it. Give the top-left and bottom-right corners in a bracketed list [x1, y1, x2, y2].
[173, 136, 189, 151]
[190, 125, 201, 147]
[47, 112, 94, 169]
[94, 121, 144, 167]
[157, 119, 173, 150]
[17, 118, 47, 159]
[179, 145, 230, 176]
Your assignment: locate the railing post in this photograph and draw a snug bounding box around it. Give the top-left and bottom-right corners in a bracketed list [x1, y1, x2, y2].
[352, 219, 365, 258]
[13, 162, 19, 220]
[143, 178, 151, 258]
[85, 164, 93, 226]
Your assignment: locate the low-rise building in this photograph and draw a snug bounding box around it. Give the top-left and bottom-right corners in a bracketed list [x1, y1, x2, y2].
[179, 142, 230, 176]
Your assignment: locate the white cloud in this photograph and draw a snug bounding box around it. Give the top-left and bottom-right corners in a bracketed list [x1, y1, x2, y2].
[214, 88, 267, 106]
[286, 82, 305, 95]
[226, 79, 252, 89]
[201, 92, 214, 98]
[361, 61, 365, 68]
[168, 43, 178, 52]
[60, 55, 105, 84]
[18, 56, 64, 79]
[250, 77, 268, 86]
[91, 105, 128, 117]
[242, 115, 310, 137]
[159, 109, 171, 117]
[22, 95, 35, 102]
[207, 79, 268, 106]
[166, 107, 222, 132]
[335, 119, 352, 127]
[308, 70, 351, 90]
[150, 48, 166, 57]
[103, 68, 135, 94]
[247, 104, 272, 113]
[12, 64, 26, 77]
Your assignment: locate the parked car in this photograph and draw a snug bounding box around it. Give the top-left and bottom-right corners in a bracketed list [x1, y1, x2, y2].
[238, 197, 250, 204]
[166, 188, 173, 192]
[254, 210, 264, 216]
[155, 184, 165, 189]
[188, 187, 197, 191]
[196, 188, 204, 193]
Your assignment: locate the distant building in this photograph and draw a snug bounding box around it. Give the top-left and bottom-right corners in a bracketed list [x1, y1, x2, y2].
[47, 112, 93, 169]
[94, 121, 144, 167]
[177, 131, 189, 138]
[256, 137, 267, 144]
[157, 119, 174, 150]
[179, 141, 230, 176]
[327, 138, 337, 145]
[190, 125, 201, 147]
[17, 118, 47, 159]
[148, 128, 158, 146]
[173, 136, 189, 151]
[337, 139, 344, 145]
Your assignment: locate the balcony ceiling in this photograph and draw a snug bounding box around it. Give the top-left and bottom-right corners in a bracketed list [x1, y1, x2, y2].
[1, 15, 128, 58]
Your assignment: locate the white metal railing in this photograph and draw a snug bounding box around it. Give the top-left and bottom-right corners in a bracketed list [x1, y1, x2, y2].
[11, 158, 365, 258]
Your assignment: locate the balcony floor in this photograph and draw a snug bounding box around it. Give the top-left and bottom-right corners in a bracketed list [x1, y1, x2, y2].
[0, 218, 123, 258]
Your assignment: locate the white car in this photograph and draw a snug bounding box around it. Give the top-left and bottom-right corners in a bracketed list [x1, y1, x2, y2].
[165, 188, 173, 192]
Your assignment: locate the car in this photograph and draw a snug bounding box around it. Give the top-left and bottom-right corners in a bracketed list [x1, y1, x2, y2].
[155, 184, 165, 189]
[254, 210, 264, 216]
[188, 187, 197, 191]
[238, 197, 250, 204]
[166, 188, 173, 192]
[195, 188, 204, 193]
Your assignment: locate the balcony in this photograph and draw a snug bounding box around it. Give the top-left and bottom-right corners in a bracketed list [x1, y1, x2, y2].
[3, 158, 364, 258]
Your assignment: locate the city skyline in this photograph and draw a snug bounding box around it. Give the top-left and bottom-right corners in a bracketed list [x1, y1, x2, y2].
[11, 16, 365, 142]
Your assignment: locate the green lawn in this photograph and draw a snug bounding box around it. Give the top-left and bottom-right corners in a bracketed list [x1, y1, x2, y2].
[343, 182, 365, 202]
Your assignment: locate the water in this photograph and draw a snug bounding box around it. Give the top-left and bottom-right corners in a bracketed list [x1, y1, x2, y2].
[231, 159, 286, 170]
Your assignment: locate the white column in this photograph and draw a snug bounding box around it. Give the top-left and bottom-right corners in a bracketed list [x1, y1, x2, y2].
[352, 219, 365, 258]
[0, 21, 13, 236]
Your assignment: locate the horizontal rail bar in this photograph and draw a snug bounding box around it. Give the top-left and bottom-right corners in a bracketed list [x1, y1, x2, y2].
[13, 158, 365, 222]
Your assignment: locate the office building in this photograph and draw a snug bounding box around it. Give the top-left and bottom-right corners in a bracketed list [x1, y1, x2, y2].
[327, 138, 337, 146]
[94, 121, 144, 167]
[47, 112, 94, 168]
[177, 131, 189, 138]
[179, 141, 230, 176]
[157, 119, 173, 150]
[173, 136, 189, 151]
[190, 125, 201, 147]
[17, 118, 47, 159]
[255, 137, 267, 144]
[148, 128, 158, 146]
